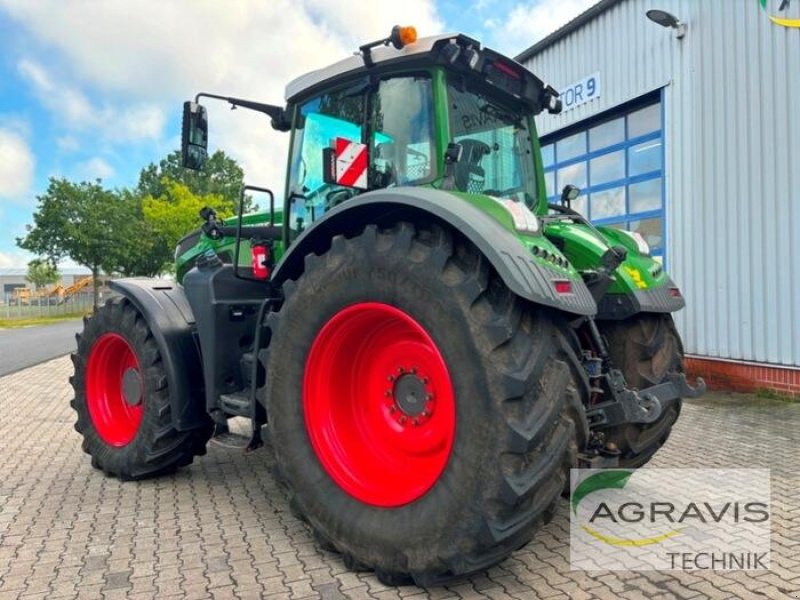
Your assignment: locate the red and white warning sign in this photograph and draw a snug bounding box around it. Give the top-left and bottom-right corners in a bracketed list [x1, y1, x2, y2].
[333, 137, 368, 189]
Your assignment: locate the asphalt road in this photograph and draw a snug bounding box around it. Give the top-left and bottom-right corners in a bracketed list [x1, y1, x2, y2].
[0, 319, 83, 377]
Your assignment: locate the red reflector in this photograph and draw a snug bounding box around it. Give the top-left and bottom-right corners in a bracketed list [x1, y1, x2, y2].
[669, 287, 681, 297]
[553, 280, 572, 295]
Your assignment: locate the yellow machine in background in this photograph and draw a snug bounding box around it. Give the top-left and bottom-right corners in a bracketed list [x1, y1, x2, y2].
[10, 277, 91, 305]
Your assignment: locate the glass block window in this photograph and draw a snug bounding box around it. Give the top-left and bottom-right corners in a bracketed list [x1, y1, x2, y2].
[541, 97, 665, 261]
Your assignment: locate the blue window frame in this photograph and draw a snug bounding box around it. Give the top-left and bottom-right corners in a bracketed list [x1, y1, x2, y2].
[541, 94, 666, 263]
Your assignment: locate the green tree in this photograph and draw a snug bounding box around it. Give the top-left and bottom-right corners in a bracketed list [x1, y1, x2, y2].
[26, 259, 59, 290]
[109, 189, 169, 278]
[141, 179, 236, 273]
[136, 149, 251, 211]
[17, 178, 128, 308]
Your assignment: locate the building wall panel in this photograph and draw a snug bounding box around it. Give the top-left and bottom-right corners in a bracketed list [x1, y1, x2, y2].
[522, 0, 800, 366]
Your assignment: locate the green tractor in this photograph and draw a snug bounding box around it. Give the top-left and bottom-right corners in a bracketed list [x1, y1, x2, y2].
[71, 27, 704, 584]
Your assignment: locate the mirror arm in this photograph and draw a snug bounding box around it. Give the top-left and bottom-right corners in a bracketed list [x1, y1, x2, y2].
[195, 93, 290, 131]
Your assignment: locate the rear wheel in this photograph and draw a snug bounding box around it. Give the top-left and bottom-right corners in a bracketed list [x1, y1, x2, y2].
[265, 222, 588, 584]
[598, 313, 684, 468]
[71, 298, 212, 479]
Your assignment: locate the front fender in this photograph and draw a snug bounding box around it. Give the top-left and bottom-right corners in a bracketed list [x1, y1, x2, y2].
[109, 279, 208, 431]
[273, 187, 596, 316]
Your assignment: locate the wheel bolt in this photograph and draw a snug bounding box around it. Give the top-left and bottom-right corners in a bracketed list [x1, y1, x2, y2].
[387, 375, 395, 382]
[389, 405, 396, 413]
[384, 390, 392, 397]
[421, 410, 429, 417]
[399, 415, 407, 424]
[397, 367, 405, 374]
[425, 394, 433, 401]
[412, 418, 419, 426]
[422, 377, 429, 384]
[411, 367, 417, 374]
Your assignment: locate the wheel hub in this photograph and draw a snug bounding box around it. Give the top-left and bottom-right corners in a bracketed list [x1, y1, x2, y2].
[393, 371, 427, 416]
[386, 367, 435, 426]
[122, 368, 142, 406]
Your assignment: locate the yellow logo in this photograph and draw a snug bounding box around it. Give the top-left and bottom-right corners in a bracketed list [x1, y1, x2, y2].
[759, 0, 800, 28]
[623, 266, 649, 290]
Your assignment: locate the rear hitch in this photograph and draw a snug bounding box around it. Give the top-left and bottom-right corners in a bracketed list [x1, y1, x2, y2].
[585, 370, 706, 429]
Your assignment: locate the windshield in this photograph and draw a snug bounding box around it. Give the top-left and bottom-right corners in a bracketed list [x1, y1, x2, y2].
[447, 78, 537, 206]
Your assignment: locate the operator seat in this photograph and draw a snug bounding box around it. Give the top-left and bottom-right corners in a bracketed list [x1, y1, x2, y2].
[454, 139, 491, 194]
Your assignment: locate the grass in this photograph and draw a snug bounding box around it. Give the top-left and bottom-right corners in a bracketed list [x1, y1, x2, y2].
[0, 312, 90, 329]
[754, 387, 800, 403]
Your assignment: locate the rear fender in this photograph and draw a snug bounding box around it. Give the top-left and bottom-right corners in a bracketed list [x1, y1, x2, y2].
[273, 187, 597, 316]
[109, 279, 208, 431]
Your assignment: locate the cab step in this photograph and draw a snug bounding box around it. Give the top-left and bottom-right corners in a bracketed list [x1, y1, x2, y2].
[219, 391, 250, 417]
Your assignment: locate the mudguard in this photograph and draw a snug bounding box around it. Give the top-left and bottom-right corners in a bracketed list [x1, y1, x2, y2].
[597, 277, 685, 320]
[109, 279, 208, 431]
[273, 187, 597, 316]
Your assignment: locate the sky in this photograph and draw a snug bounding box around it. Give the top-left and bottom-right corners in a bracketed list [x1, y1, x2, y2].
[0, 0, 598, 268]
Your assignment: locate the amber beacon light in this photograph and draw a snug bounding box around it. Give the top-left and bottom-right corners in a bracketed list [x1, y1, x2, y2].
[391, 25, 418, 49]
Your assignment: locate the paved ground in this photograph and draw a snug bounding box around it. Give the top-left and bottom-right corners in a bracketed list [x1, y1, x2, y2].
[0, 320, 82, 377]
[0, 357, 798, 600]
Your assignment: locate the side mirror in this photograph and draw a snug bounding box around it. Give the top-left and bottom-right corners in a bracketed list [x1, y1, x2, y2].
[560, 184, 580, 208]
[181, 101, 208, 170]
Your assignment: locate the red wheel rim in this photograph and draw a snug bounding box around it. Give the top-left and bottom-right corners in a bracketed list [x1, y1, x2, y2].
[85, 333, 144, 447]
[303, 302, 456, 507]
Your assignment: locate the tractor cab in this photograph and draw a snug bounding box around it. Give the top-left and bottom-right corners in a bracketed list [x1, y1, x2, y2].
[280, 29, 563, 238]
[181, 28, 563, 247]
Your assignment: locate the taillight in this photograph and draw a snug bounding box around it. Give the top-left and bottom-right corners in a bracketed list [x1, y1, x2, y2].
[553, 280, 573, 295]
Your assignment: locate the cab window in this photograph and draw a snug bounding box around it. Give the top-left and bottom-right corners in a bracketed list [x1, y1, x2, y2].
[447, 79, 537, 206]
[287, 87, 365, 238]
[370, 75, 435, 187]
[286, 75, 436, 240]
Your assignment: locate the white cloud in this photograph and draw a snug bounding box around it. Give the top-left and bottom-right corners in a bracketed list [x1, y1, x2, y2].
[17, 58, 165, 142]
[2, 0, 443, 190]
[78, 157, 115, 182]
[0, 128, 35, 203]
[485, 0, 600, 55]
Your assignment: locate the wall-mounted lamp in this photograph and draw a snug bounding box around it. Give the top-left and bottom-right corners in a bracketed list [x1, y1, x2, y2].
[646, 9, 686, 39]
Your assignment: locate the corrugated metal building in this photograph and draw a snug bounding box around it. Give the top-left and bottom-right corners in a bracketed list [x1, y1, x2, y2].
[516, 0, 800, 393]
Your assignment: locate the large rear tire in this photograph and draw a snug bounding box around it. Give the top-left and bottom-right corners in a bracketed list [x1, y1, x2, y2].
[264, 222, 588, 584]
[70, 298, 212, 480]
[597, 313, 684, 468]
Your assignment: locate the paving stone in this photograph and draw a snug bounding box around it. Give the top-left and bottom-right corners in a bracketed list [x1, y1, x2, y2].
[0, 357, 797, 599]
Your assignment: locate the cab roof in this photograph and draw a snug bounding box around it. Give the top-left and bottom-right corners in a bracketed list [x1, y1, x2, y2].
[284, 33, 557, 116]
[285, 34, 454, 102]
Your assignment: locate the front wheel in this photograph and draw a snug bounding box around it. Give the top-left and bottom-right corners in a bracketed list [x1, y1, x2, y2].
[264, 222, 588, 584]
[70, 298, 212, 479]
[597, 313, 685, 468]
